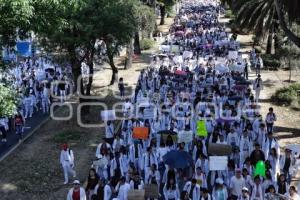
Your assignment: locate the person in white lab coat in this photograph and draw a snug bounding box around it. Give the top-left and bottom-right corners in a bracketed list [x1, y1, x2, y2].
[183, 179, 201, 200]
[262, 132, 280, 160]
[116, 177, 131, 200]
[130, 173, 145, 190]
[142, 146, 158, 178]
[67, 180, 86, 200]
[250, 176, 264, 200]
[163, 178, 180, 200]
[239, 131, 253, 168]
[60, 144, 76, 184]
[92, 179, 112, 200]
[253, 75, 263, 103]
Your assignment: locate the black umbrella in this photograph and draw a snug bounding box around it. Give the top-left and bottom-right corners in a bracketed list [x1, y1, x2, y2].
[163, 150, 193, 168]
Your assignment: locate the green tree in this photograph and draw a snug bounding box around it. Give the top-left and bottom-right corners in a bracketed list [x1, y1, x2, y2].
[133, 3, 156, 55]
[0, 84, 19, 117]
[0, 0, 33, 47]
[157, 0, 176, 25]
[233, 0, 277, 54]
[231, 0, 300, 48]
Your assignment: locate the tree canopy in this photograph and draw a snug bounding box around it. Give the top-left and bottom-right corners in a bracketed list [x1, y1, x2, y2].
[0, 84, 19, 117]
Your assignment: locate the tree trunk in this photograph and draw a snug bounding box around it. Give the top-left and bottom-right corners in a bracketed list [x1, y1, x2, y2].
[108, 53, 118, 85]
[266, 30, 273, 54]
[160, 5, 166, 25]
[275, 0, 300, 48]
[86, 49, 95, 96]
[134, 32, 141, 55]
[125, 38, 134, 69]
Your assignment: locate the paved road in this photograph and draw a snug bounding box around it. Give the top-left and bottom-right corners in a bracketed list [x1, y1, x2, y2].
[0, 111, 50, 160]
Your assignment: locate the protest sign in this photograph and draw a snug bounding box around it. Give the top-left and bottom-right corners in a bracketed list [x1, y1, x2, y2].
[133, 127, 149, 140]
[197, 120, 208, 137]
[101, 110, 116, 121]
[178, 131, 193, 144]
[128, 190, 145, 200]
[144, 184, 159, 199]
[143, 108, 155, 119]
[209, 156, 228, 171]
[208, 143, 232, 156]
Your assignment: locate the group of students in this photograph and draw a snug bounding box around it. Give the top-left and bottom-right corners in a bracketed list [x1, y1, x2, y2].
[64, 0, 300, 200]
[0, 56, 73, 142]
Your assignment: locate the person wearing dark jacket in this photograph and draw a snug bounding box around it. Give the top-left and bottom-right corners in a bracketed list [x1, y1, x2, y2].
[249, 143, 265, 166]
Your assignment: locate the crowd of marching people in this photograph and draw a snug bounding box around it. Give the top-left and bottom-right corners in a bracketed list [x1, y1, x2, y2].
[63, 0, 300, 200]
[0, 56, 73, 142]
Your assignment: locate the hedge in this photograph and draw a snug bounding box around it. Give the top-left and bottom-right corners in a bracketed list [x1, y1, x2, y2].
[271, 83, 300, 106]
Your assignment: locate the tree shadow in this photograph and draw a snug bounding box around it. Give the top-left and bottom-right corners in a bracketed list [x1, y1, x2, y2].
[274, 126, 300, 140]
[263, 79, 277, 87]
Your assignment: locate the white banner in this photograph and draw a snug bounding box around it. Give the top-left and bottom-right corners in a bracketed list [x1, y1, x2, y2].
[143, 108, 156, 119]
[178, 131, 193, 144]
[209, 156, 228, 171]
[101, 110, 116, 121]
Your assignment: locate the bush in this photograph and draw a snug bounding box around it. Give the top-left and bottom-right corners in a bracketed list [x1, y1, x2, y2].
[271, 83, 300, 106]
[140, 39, 155, 50]
[52, 130, 82, 143]
[261, 54, 281, 70]
[224, 10, 235, 18]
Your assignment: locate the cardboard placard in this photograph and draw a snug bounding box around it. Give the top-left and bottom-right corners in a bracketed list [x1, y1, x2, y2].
[197, 120, 208, 137]
[128, 189, 145, 200]
[143, 108, 155, 119]
[209, 156, 228, 171]
[208, 143, 232, 156]
[101, 110, 116, 121]
[178, 131, 193, 144]
[144, 184, 159, 199]
[133, 127, 149, 140]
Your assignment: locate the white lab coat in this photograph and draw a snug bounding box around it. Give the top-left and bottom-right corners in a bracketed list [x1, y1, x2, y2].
[129, 143, 143, 169]
[95, 143, 112, 158]
[262, 138, 280, 159]
[66, 187, 86, 200]
[141, 152, 158, 173]
[60, 149, 74, 167]
[239, 136, 253, 167]
[183, 181, 201, 200]
[93, 184, 112, 200]
[279, 155, 296, 174]
[116, 183, 131, 200]
[163, 184, 180, 200]
[250, 184, 264, 200]
[110, 155, 129, 177]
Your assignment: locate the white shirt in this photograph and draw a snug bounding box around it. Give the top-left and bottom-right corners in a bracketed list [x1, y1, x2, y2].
[117, 183, 131, 200]
[230, 176, 246, 197]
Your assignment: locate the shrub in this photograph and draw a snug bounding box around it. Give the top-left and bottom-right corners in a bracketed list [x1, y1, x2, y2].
[224, 10, 235, 18]
[271, 83, 300, 106]
[52, 130, 82, 143]
[140, 39, 155, 50]
[261, 54, 281, 70]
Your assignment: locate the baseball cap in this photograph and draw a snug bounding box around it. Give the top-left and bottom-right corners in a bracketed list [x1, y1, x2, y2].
[73, 180, 80, 185]
[242, 187, 249, 192]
